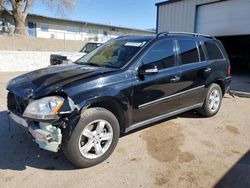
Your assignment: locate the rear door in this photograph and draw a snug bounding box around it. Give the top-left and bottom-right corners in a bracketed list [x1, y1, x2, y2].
[177, 39, 210, 108]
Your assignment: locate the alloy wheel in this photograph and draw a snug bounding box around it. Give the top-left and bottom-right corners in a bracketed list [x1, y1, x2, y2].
[79, 120, 113, 159]
[208, 89, 220, 112]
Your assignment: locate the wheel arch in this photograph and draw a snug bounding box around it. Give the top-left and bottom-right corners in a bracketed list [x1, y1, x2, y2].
[214, 79, 226, 96]
[87, 97, 128, 134]
[205, 70, 227, 96]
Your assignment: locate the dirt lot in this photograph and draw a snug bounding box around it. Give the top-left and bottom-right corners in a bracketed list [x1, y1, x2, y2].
[0, 72, 250, 188]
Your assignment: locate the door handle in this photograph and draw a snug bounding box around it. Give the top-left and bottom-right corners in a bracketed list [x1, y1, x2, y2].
[170, 76, 180, 82]
[204, 67, 212, 73]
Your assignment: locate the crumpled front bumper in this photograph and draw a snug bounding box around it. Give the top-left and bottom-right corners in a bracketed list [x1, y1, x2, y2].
[9, 112, 62, 152]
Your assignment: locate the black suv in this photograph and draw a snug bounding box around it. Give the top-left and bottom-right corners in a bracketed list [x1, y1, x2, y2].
[7, 32, 231, 168]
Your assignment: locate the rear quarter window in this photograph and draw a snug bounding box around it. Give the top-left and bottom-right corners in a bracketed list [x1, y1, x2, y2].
[204, 41, 224, 60]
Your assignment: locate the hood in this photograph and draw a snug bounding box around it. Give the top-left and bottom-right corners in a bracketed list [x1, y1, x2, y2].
[53, 52, 87, 63]
[67, 52, 87, 62]
[54, 52, 80, 56]
[53, 52, 87, 57]
[7, 64, 116, 99]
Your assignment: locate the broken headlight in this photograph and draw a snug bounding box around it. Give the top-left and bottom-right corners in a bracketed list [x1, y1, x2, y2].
[23, 96, 64, 120]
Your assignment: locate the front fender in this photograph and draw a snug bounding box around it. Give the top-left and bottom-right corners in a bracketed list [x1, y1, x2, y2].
[61, 88, 130, 142]
[65, 86, 129, 111]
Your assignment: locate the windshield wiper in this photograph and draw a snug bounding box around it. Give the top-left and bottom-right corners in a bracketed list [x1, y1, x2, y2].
[75, 61, 117, 69]
[101, 64, 118, 69]
[80, 62, 101, 67]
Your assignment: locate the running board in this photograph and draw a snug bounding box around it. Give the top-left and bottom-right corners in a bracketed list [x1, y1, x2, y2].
[125, 103, 203, 133]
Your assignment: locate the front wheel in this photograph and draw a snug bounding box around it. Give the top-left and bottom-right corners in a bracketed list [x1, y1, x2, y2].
[62, 107, 120, 168]
[197, 83, 222, 117]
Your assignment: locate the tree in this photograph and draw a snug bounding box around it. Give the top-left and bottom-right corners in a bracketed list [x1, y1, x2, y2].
[0, 0, 75, 35]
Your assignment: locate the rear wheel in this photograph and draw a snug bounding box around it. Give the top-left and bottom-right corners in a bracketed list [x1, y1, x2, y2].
[63, 107, 120, 168]
[197, 83, 222, 117]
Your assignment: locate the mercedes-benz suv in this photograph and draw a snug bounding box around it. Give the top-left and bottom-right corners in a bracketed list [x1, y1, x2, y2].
[6, 32, 231, 168]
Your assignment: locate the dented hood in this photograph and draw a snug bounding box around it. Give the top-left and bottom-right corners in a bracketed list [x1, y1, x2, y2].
[7, 64, 115, 99]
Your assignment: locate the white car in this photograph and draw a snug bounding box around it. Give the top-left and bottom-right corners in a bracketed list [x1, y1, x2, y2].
[50, 42, 102, 65]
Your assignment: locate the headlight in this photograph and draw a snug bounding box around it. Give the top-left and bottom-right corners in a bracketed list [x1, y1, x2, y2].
[23, 96, 64, 120]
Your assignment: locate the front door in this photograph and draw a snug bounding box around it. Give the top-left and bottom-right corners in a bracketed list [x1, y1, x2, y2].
[132, 39, 182, 124]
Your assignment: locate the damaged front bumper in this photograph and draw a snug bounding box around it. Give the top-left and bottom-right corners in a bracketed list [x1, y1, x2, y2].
[9, 112, 62, 152]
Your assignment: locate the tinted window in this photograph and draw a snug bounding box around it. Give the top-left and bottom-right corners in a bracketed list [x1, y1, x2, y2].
[142, 40, 175, 70]
[204, 41, 224, 60]
[198, 42, 205, 61]
[178, 40, 199, 64]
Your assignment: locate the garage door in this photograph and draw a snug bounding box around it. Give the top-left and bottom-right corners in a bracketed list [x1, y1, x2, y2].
[195, 0, 250, 36]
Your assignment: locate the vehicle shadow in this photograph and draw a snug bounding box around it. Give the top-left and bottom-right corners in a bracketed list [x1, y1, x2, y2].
[214, 150, 250, 188]
[0, 111, 76, 171]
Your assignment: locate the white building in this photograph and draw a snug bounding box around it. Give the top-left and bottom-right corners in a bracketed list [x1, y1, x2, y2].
[1, 13, 155, 42]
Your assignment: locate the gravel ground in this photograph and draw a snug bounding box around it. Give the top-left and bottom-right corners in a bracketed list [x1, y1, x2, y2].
[0, 72, 250, 188]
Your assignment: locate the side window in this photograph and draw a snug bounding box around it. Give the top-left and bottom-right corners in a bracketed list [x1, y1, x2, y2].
[204, 41, 224, 60]
[198, 42, 205, 61]
[142, 40, 175, 70]
[178, 40, 199, 65]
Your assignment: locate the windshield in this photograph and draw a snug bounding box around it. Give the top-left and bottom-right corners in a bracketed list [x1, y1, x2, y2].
[75, 38, 149, 68]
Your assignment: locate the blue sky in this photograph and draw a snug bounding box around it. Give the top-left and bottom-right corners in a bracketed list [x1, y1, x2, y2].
[30, 0, 163, 30]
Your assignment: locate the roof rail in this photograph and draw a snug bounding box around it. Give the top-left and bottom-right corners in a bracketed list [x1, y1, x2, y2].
[156, 31, 215, 39]
[156, 32, 169, 38]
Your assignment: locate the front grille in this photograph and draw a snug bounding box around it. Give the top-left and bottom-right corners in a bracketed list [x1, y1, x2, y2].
[7, 92, 29, 115]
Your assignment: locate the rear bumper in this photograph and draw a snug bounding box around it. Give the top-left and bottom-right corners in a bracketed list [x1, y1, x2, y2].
[225, 76, 232, 93]
[9, 111, 62, 152]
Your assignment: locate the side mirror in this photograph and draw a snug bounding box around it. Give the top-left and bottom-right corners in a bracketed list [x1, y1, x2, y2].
[139, 64, 158, 75]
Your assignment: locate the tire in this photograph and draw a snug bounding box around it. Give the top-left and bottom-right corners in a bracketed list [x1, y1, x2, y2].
[197, 83, 223, 117]
[62, 107, 120, 168]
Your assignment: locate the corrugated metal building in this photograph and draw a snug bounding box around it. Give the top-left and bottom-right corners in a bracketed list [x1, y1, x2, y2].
[156, 0, 250, 74]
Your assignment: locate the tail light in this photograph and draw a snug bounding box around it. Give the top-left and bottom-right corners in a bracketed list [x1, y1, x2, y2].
[228, 65, 231, 75]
